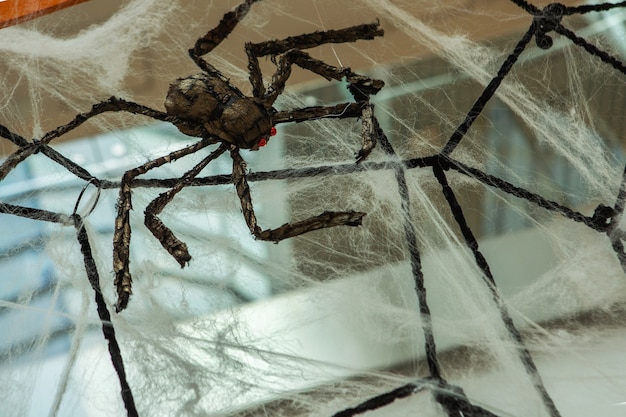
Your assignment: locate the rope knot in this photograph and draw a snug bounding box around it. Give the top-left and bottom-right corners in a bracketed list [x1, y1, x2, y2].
[591, 204, 616, 231]
[532, 3, 566, 50]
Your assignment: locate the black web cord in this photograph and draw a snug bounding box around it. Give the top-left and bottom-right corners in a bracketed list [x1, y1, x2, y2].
[377, 125, 443, 381]
[73, 214, 138, 417]
[3, 1, 626, 416]
[432, 160, 561, 417]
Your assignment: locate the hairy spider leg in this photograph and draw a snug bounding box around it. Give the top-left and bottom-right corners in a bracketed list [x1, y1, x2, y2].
[143, 143, 228, 266]
[189, 0, 261, 84]
[271, 100, 378, 163]
[245, 21, 383, 99]
[266, 50, 384, 162]
[0, 97, 171, 182]
[40, 97, 172, 143]
[230, 147, 365, 243]
[245, 24, 384, 161]
[114, 137, 219, 312]
[272, 102, 366, 124]
[0, 123, 28, 146]
[264, 50, 383, 103]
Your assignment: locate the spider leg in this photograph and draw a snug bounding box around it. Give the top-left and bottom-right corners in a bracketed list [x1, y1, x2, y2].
[144, 143, 228, 266]
[230, 147, 365, 242]
[273, 102, 366, 124]
[264, 50, 383, 162]
[245, 21, 383, 99]
[274, 102, 380, 165]
[189, 0, 261, 79]
[41, 97, 171, 144]
[272, 101, 376, 162]
[357, 102, 378, 163]
[267, 50, 384, 102]
[0, 123, 28, 146]
[0, 97, 171, 182]
[114, 137, 218, 312]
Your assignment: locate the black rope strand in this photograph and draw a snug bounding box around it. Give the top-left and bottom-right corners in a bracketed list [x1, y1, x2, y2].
[446, 160, 595, 228]
[0, 202, 68, 223]
[568, 1, 626, 14]
[131, 155, 596, 230]
[377, 126, 444, 381]
[39, 145, 99, 184]
[441, 25, 535, 156]
[11, 152, 593, 231]
[99, 157, 434, 189]
[331, 383, 424, 417]
[432, 162, 562, 417]
[610, 165, 626, 223]
[607, 165, 626, 273]
[330, 378, 503, 417]
[72, 214, 138, 417]
[555, 24, 626, 75]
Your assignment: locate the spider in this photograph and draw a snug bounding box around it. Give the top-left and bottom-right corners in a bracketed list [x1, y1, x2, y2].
[36, 0, 385, 312]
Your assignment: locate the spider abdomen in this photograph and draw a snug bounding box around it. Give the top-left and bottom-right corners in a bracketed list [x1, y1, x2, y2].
[165, 73, 272, 149]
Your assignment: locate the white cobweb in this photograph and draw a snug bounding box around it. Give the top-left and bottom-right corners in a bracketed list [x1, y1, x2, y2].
[1, 0, 626, 416]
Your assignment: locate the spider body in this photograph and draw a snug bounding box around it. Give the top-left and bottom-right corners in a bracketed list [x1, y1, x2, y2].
[25, 0, 386, 311]
[165, 73, 273, 150]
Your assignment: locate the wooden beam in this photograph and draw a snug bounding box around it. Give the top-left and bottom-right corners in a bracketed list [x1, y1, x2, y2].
[0, 0, 90, 29]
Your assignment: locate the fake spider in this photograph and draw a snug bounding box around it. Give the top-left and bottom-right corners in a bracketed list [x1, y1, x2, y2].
[37, 0, 385, 312]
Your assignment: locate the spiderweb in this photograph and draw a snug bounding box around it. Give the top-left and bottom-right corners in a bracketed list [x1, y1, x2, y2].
[1, 0, 626, 416]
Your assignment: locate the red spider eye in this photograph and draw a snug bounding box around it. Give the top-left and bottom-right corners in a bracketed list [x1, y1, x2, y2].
[270, 126, 277, 136]
[258, 138, 268, 147]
